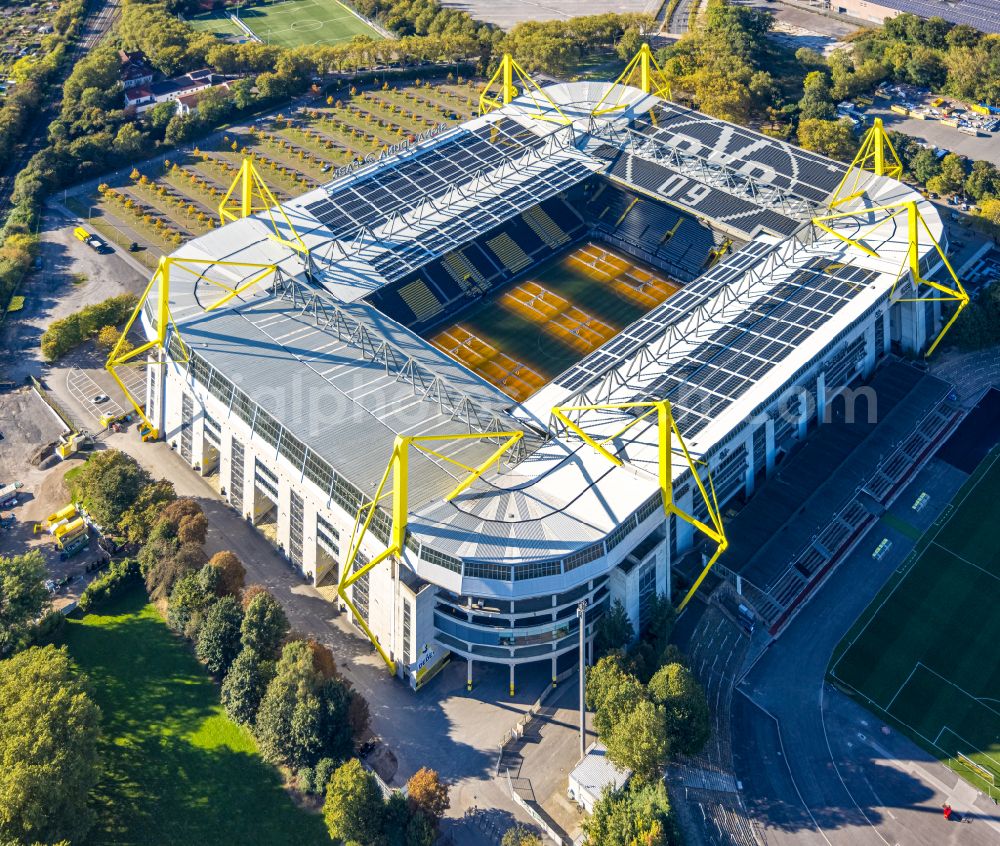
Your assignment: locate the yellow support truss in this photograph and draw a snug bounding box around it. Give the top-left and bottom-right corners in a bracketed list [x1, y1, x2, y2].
[551, 401, 727, 611]
[828, 118, 904, 208]
[591, 44, 672, 117]
[105, 255, 280, 438]
[812, 199, 968, 356]
[340, 431, 525, 673]
[219, 157, 308, 254]
[479, 53, 571, 125]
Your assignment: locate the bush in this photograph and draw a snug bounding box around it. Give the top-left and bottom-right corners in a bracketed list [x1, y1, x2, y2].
[313, 757, 337, 795]
[77, 558, 140, 613]
[40, 294, 139, 361]
[297, 765, 315, 795]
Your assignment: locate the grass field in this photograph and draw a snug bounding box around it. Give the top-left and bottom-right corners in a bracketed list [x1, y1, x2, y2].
[830, 449, 1000, 797]
[61, 588, 329, 845]
[428, 241, 679, 401]
[189, 0, 381, 47]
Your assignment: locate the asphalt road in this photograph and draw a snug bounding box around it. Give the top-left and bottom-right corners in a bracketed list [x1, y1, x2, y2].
[734, 459, 1000, 846]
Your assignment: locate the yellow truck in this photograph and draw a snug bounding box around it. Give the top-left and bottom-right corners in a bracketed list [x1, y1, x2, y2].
[72, 227, 110, 253]
[54, 517, 87, 546]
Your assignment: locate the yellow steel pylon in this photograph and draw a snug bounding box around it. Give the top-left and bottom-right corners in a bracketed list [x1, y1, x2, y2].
[219, 156, 308, 254]
[479, 54, 571, 124]
[591, 44, 672, 116]
[105, 255, 280, 438]
[340, 430, 525, 673]
[551, 400, 727, 611]
[812, 199, 969, 355]
[828, 118, 904, 208]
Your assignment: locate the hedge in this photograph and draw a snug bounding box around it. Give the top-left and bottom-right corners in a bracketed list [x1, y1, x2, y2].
[40, 293, 139, 361]
[77, 558, 141, 614]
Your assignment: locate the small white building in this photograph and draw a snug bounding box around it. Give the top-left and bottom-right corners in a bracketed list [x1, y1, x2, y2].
[567, 743, 631, 814]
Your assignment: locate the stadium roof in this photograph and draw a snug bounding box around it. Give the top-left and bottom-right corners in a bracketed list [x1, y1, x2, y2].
[870, 0, 1000, 34]
[154, 80, 944, 591]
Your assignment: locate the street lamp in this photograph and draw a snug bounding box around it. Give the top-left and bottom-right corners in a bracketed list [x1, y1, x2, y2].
[577, 599, 587, 761]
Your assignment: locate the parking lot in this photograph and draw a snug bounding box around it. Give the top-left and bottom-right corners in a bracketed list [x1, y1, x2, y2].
[66, 367, 126, 423]
[862, 84, 1000, 166]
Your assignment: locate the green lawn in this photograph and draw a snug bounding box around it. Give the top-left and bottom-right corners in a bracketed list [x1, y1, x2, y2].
[61, 588, 329, 845]
[830, 450, 1000, 796]
[187, 9, 245, 39]
[189, 0, 381, 47]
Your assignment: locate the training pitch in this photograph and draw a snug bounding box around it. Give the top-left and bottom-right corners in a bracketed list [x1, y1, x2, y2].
[189, 0, 381, 47]
[831, 449, 1000, 796]
[427, 241, 679, 402]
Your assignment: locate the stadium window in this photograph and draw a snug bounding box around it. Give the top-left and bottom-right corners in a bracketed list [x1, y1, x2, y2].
[606, 516, 638, 551]
[279, 431, 307, 477]
[514, 559, 561, 581]
[635, 493, 661, 524]
[206, 364, 235, 410]
[463, 560, 511, 582]
[303, 451, 334, 499]
[252, 409, 281, 448]
[421, 546, 462, 574]
[231, 389, 255, 427]
[562, 543, 603, 574]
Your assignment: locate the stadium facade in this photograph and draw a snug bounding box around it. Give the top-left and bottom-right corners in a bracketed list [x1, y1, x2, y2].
[129, 76, 957, 692]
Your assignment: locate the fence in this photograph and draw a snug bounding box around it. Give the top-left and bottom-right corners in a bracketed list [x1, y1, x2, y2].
[505, 769, 569, 846]
[497, 665, 576, 775]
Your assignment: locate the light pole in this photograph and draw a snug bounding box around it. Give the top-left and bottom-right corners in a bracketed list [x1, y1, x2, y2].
[577, 599, 587, 761]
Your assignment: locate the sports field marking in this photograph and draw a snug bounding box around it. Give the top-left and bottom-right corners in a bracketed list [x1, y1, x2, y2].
[887, 661, 1000, 717]
[930, 540, 1000, 584]
[938, 728, 1000, 773]
[830, 449, 1000, 681]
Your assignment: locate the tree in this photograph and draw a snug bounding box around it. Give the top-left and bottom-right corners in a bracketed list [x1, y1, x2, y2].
[980, 197, 1000, 227]
[72, 449, 151, 528]
[595, 598, 632, 656]
[96, 324, 122, 350]
[905, 46, 946, 89]
[255, 640, 355, 768]
[910, 147, 942, 184]
[323, 758, 384, 846]
[583, 780, 679, 846]
[603, 697, 669, 781]
[157, 498, 208, 545]
[221, 647, 275, 725]
[965, 160, 1000, 202]
[113, 122, 143, 156]
[144, 541, 207, 602]
[648, 662, 711, 756]
[796, 118, 857, 161]
[798, 71, 835, 121]
[0, 646, 101, 845]
[586, 654, 646, 740]
[166, 571, 214, 637]
[118, 480, 175, 544]
[241, 590, 290, 660]
[407, 767, 450, 826]
[926, 152, 967, 196]
[206, 550, 245, 597]
[255, 640, 324, 767]
[502, 824, 543, 846]
[196, 595, 243, 675]
[0, 551, 48, 656]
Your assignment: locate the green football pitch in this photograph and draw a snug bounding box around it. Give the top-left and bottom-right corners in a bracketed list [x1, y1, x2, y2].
[831, 449, 1000, 797]
[188, 0, 381, 47]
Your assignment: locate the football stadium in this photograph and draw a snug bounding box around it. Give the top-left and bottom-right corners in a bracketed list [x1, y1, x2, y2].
[107, 51, 968, 692]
